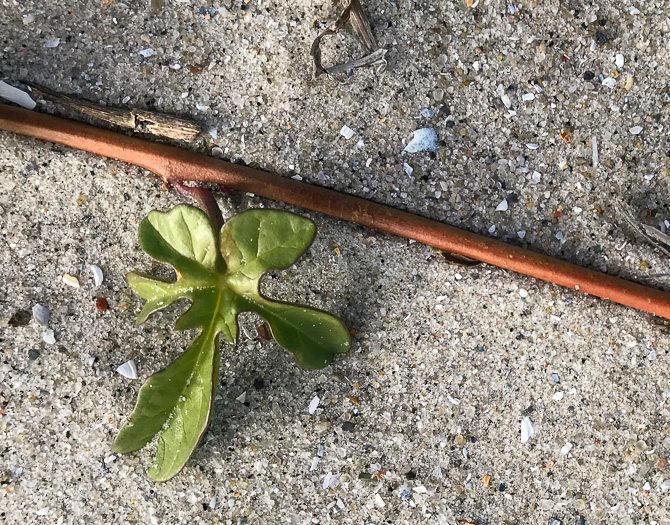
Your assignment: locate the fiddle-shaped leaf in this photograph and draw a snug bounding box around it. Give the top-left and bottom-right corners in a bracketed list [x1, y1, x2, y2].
[113, 205, 350, 481]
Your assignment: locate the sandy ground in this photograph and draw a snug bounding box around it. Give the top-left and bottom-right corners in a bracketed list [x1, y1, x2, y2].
[2, 0, 670, 523]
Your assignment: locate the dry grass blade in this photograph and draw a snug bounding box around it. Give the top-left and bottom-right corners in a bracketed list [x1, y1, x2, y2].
[616, 202, 670, 258]
[28, 83, 202, 142]
[344, 0, 377, 54]
[311, 0, 386, 79]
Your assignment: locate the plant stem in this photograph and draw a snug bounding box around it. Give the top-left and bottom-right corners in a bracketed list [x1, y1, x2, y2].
[173, 181, 223, 231]
[2, 102, 670, 319]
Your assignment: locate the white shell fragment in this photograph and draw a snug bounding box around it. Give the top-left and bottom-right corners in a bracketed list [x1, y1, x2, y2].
[404, 128, 439, 153]
[552, 391, 564, 401]
[0, 81, 37, 110]
[62, 274, 80, 288]
[592, 136, 598, 167]
[561, 442, 573, 455]
[44, 38, 60, 48]
[340, 125, 355, 140]
[615, 53, 624, 68]
[235, 391, 247, 404]
[90, 265, 104, 287]
[139, 48, 154, 57]
[116, 360, 138, 380]
[629, 126, 643, 135]
[602, 77, 616, 88]
[32, 304, 50, 327]
[308, 396, 320, 415]
[496, 199, 509, 212]
[43, 329, 56, 345]
[522, 93, 535, 101]
[520, 416, 536, 443]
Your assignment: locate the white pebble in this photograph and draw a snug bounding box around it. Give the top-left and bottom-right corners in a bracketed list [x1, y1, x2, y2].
[340, 125, 355, 140]
[44, 38, 60, 48]
[404, 163, 413, 176]
[236, 391, 246, 404]
[517, 230, 526, 239]
[308, 396, 320, 415]
[532, 171, 542, 182]
[552, 391, 564, 401]
[139, 48, 154, 57]
[645, 173, 655, 180]
[522, 93, 535, 101]
[615, 54, 624, 68]
[602, 77, 616, 88]
[43, 329, 56, 345]
[520, 416, 535, 443]
[375, 494, 385, 508]
[526, 143, 539, 150]
[561, 442, 573, 455]
[630, 6, 640, 15]
[519, 289, 528, 298]
[630, 126, 643, 135]
[648, 350, 657, 361]
[488, 225, 496, 234]
[116, 360, 138, 380]
[104, 455, 117, 464]
[501, 94, 511, 109]
[496, 199, 509, 212]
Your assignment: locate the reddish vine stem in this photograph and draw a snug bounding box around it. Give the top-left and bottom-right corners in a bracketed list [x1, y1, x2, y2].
[2, 102, 670, 319]
[172, 180, 224, 231]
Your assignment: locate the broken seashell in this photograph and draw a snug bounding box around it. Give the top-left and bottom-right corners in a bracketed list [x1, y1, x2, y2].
[116, 360, 138, 379]
[90, 265, 104, 287]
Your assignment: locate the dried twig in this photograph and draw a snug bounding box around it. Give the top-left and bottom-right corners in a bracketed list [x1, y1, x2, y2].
[28, 83, 202, 142]
[4, 103, 670, 320]
[311, 0, 387, 79]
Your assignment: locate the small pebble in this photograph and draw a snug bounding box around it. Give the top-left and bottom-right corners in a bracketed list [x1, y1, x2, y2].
[44, 38, 60, 48]
[517, 230, 526, 239]
[63, 274, 80, 288]
[522, 93, 535, 101]
[96, 297, 109, 311]
[28, 349, 40, 360]
[648, 350, 656, 361]
[342, 421, 355, 432]
[404, 163, 413, 176]
[519, 289, 528, 298]
[340, 125, 355, 140]
[561, 442, 573, 455]
[552, 391, 564, 401]
[433, 88, 444, 101]
[32, 304, 50, 327]
[551, 373, 560, 383]
[308, 396, 320, 415]
[602, 77, 616, 88]
[420, 108, 435, 118]
[629, 126, 643, 135]
[615, 53, 624, 68]
[139, 48, 154, 58]
[496, 199, 509, 212]
[532, 171, 542, 182]
[548, 518, 562, 525]
[43, 329, 56, 345]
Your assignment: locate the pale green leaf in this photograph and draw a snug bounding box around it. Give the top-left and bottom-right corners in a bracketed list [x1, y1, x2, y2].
[115, 205, 349, 481]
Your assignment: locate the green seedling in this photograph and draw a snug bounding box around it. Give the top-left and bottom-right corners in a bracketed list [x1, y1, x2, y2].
[112, 204, 350, 481]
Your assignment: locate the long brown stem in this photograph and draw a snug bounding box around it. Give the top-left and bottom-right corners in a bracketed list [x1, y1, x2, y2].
[2, 102, 670, 319]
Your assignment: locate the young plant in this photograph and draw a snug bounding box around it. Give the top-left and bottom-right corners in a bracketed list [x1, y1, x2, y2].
[112, 204, 350, 481]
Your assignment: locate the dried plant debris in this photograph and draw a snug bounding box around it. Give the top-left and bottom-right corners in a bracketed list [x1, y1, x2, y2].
[311, 0, 386, 79]
[432, 248, 482, 268]
[616, 202, 670, 259]
[151, 0, 163, 12]
[28, 83, 202, 142]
